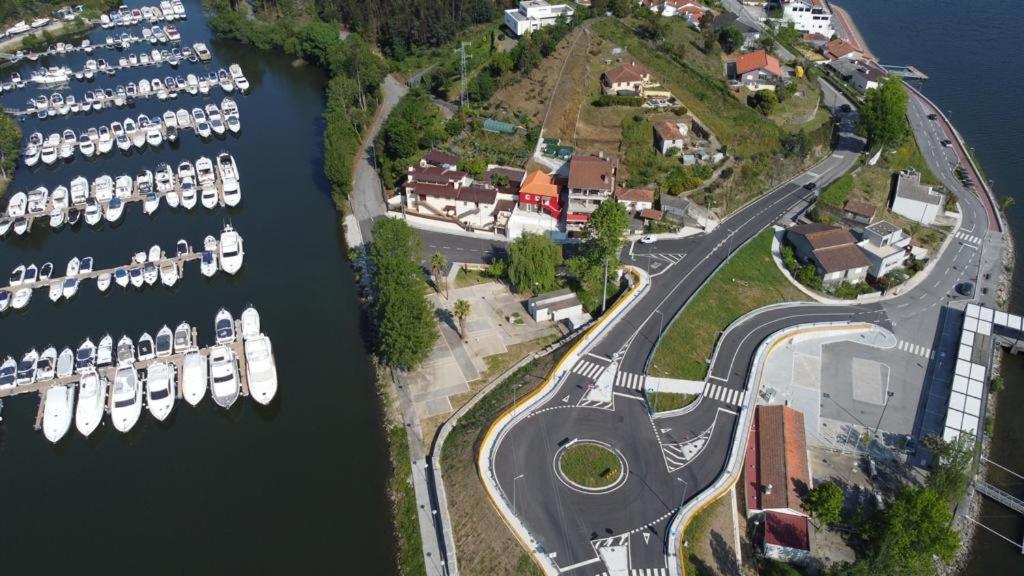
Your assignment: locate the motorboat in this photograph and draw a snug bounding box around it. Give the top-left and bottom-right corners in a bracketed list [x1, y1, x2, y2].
[36, 346, 57, 381]
[27, 187, 48, 215]
[75, 370, 107, 437]
[52, 185, 68, 209]
[43, 380, 75, 443]
[23, 134, 41, 166]
[192, 106, 209, 132]
[30, 66, 72, 86]
[6, 191, 27, 217]
[176, 107, 191, 128]
[217, 69, 234, 93]
[12, 216, 30, 236]
[9, 264, 25, 287]
[146, 123, 164, 148]
[112, 121, 131, 151]
[0, 218, 11, 237]
[56, 348, 74, 378]
[97, 335, 113, 366]
[39, 262, 53, 281]
[78, 133, 95, 157]
[15, 349, 38, 385]
[206, 103, 225, 134]
[48, 207, 65, 229]
[75, 338, 96, 374]
[208, 346, 239, 408]
[63, 257, 80, 299]
[137, 332, 155, 361]
[216, 153, 240, 207]
[146, 361, 176, 420]
[115, 174, 133, 199]
[215, 308, 236, 344]
[159, 259, 179, 286]
[162, 109, 177, 129]
[229, 64, 249, 92]
[116, 335, 134, 366]
[0, 357, 15, 390]
[60, 129, 77, 159]
[181, 348, 207, 406]
[180, 177, 196, 210]
[143, 261, 158, 286]
[110, 364, 142, 432]
[219, 225, 244, 275]
[70, 176, 89, 205]
[66, 208, 81, 227]
[156, 325, 173, 357]
[126, 117, 145, 148]
[105, 197, 125, 223]
[166, 24, 180, 42]
[41, 137, 59, 164]
[48, 279, 62, 302]
[155, 163, 176, 206]
[129, 265, 144, 288]
[240, 307, 261, 339]
[11, 284, 32, 310]
[80, 256, 94, 276]
[95, 175, 114, 203]
[84, 198, 102, 226]
[0, 291, 8, 312]
[169, 322, 191, 354]
[222, 100, 240, 133]
[201, 236, 218, 277]
[97, 125, 114, 154]
[185, 73, 198, 95]
[194, 43, 212, 62]
[114, 268, 129, 288]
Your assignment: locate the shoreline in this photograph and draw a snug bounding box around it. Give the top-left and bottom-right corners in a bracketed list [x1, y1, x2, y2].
[829, 2, 875, 59]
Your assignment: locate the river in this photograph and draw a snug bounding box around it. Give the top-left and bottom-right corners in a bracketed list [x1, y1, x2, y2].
[0, 0, 396, 573]
[839, 0, 1024, 571]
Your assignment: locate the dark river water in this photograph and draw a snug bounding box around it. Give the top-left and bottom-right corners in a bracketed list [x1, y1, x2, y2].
[0, 1, 395, 573]
[841, 0, 1024, 571]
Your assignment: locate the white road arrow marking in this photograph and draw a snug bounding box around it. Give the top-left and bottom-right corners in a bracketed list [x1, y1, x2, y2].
[660, 428, 671, 434]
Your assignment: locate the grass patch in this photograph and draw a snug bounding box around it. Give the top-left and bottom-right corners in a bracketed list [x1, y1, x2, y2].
[648, 391, 698, 413]
[454, 267, 494, 289]
[770, 77, 824, 129]
[559, 443, 622, 488]
[650, 228, 808, 380]
[682, 492, 730, 576]
[474, 333, 560, 385]
[820, 173, 853, 207]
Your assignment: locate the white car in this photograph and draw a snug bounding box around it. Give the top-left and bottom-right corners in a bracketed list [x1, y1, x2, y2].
[639, 235, 657, 244]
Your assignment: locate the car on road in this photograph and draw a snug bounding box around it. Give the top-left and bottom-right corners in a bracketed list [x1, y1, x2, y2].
[941, 139, 953, 147]
[639, 235, 656, 244]
[956, 282, 974, 296]
[927, 113, 938, 120]
[803, 182, 817, 191]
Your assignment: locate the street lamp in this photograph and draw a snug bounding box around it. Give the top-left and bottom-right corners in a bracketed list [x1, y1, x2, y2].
[873, 391, 895, 443]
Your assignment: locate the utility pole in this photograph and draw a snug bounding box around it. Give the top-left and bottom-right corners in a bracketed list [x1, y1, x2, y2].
[601, 256, 609, 314]
[455, 42, 471, 107]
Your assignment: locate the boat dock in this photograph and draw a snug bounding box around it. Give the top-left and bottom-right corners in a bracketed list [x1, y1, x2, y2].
[880, 64, 929, 81]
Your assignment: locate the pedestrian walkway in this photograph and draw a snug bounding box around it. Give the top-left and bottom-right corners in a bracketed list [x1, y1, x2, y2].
[896, 339, 934, 359]
[955, 230, 982, 246]
[614, 370, 646, 390]
[594, 569, 667, 576]
[572, 358, 608, 380]
[702, 382, 745, 406]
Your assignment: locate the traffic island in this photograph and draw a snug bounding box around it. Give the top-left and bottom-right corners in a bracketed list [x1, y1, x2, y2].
[556, 441, 627, 493]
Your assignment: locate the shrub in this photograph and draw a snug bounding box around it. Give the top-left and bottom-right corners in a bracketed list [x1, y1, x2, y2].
[819, 174, 854, 207]
[593, 94, 644, 107]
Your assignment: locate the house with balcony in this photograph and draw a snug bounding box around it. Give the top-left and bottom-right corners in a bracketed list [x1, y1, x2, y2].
[403, 165, 516, 231]
[504, 0, 575, 38]
[731, 50, 782, 91]
[857, 220, 911, 280]
[566, 155, 616, 231]
[786, 223, 871, 286]
[771, 0, 834, 37]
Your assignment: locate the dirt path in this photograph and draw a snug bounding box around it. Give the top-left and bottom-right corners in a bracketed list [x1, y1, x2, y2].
[350, 74, 407, 243]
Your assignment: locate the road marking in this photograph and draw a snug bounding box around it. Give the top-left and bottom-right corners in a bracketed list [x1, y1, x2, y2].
[613, 391, 643, 401]
[896, 339, 934, 359]
[572, 359, 607, 380]
[955, 231, 981, 246]
[557, 557, 601, 573]
[586, 352, 611, 362]
[702, 382, 743, 406]
[615, 371, 646, 390]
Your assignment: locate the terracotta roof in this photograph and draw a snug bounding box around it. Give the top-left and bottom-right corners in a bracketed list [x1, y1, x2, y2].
[764, 511, 810, 551]
[520, 170, 560, 198]
[568, 156, 615, 192]
[735, 50, 781, 77]
[421, 149, 459, 167]
[639, 208, 663, 221]
[813, 243, 871, 273]
[842, 199, 876, 219]
[484, 166, 526, 187]
[601, 62, 649, 86]
[756, 405, 810, 512]
[408, 181, 496, 204]
[654, 121, 686, 141]
[407, 165, 467, 185]
[802, 32, 829, 43]
[825, 39, 861, 60]
[788, 223, 856, 250]
[458, 185, 498, 204]
[615, 187, 654, 204]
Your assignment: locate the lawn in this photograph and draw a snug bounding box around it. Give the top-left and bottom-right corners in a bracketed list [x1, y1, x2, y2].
[454, 267, 494, 289]
[650, 228, 808, 380]
[648, 391, 698, 413]
[770, 76, 827, 130]
[559, 443, 622, 488]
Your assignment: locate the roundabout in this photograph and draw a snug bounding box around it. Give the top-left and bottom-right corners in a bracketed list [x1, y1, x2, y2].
[554, 440, 628, 494]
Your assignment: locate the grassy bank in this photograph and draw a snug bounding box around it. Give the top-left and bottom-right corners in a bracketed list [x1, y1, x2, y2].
[650, 228, 807, 380]
[648, 391, 697, 413]
[380, 386, 428, 576]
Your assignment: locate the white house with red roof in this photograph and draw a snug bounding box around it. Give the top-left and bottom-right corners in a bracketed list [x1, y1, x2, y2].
[732, 49, 783, 91]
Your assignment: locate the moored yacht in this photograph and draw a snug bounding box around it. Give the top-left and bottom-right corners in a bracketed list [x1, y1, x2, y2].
[216, 152, 240, 207]
[219, 225, 244, 275]
[43, 380, 75, 443]
[181, 348, 206, 406]
[110, 363, 142, 432]
[97, 334, 113, 366]
[16, 349, 38, 385]
[155, 325, 173, 357]
[74, 338, 96, 374]
[242, 310, 277, 405]
[36, 346, 57, 381]
[56, 348, 73, 378]
[62, 256, 80, 299]
[215, 308, 235, 344]
[146, 361, 176, 420]
[75, 370, 108, 436]
[208, 345, 239, 408]
[137, 332, 155, 361]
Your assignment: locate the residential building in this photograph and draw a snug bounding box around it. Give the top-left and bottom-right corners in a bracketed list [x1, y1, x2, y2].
[858, 220, 911, 280]
[403, 165, 516, 230]
[763, 510, 812, 563]
[419, 149, 459, 170]
[801, 32, 829, 48]
[518, 169, 562, 218]
[527, 288, 585, 323]
[712, 12, 760, 50]
[786, 223, 871, 286]
[891, 169, 945, 225]
[772, 0, 834, 37]
[566, 155, 616, 230]
[601, 62, 653, 96]
[504, 0, 575, 38]
[822, 38, 863, 61]
[661, 195, 711, 229]
[732, 50, 782, 91]
[653, 120, 688, 155]
[615, 187, 655, 213]
[841, 199, 876, 225]
[644, 1, 712, 25]
[484, 166, 527, 192]
[828, 58, 887, 94]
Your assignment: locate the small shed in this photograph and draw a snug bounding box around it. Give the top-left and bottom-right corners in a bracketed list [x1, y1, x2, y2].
[527, 288, 584, 323]
[482, 118, 517, 134]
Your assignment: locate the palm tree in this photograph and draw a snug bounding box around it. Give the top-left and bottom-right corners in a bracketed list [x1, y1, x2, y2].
[453, 299, 471, 340]
[429, 252, 448, 298]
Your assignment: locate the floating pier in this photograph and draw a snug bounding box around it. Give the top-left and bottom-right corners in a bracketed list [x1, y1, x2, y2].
[880, 64, 928, 81]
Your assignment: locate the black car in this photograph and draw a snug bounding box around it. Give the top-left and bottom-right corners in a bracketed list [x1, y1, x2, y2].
[956, 282, 974, 296]
[803, 182, 817, 191]
[840, 104, 852, 113]
[927, 113, 938, 120]
[941, 139, 953, 147]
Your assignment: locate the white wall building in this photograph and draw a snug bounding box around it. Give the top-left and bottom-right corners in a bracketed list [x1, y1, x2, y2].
[776, 0, 834, 37]
[504, 1, 575, 37]
[891, 169, 945, 225]
[527, 288, 585, 323]
[858, 220, 911, 279]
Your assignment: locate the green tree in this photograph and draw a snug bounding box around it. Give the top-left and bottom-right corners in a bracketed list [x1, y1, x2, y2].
[922, 433, 977, 504]
[802, 481, 845, 525]
[748, 89, 779, 115]
[370, 219, 438, 369]
[858, 78, 909, 148]
[0, 113, 22, 186]
[508, 233, 562, 294]
[453, 299, 471, 338]
[583, 199, 630, 267]
[864, 486, 959, 575]
[456, 158, 488, 176]
[429, 252, 448, 298]
[717, 25, 744, 54]
[761, 559, 803, 576]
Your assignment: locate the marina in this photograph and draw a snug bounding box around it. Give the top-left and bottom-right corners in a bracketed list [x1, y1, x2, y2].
[0, 306, 277, 442]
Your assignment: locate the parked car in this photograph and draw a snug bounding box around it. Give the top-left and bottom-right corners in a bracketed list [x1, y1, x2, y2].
[941, 139, 953, 147]
[956, 282, 974, 296]
[927, 113, 938, 120]
[639, 235, 656, 244]
[803, 182, 817, 191]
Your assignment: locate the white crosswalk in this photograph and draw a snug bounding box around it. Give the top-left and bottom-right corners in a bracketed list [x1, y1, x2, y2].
[614, 371, 646, 390]
[956, 231, 982, 245]
[572, 359, 608, 380]
[702, 382, 744, 406]
[896, 339, 934, 359]
[595, 570, 666, 576]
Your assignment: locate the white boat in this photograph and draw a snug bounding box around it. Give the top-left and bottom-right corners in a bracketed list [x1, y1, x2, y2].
[11, 285, 31, 310]
[97, 125, 114, 154]
[127, 117, 145, 148]
[208, 345, 239, 408]
[63, 257, 80, 299]
[51, 185, 68, 210]
[39, 262, 53, 282]
[105, 198, 125, 223]
[49, 207, 65, 229]
[180, 177, 197, 210]
[181, 348, 207, 406]
[159, 260, 179, 286]
[80, 256, 94, 276]
[0, 357, 15, 390]
[162, 109, 178, 129]
[116, 335, 135, 366]
[146, 124, 163, 147]
[156, 325, 173, 358]
[185, 73, 198, 95]
[30, 66, 72, 86]
[219, 225, 244, 275]
[9, 264, 25, 286]
[171, 322, 190, 352]
[114, 268, 129, 288]
[113, 121, 131, 151]
[60, 129, 76, 159]
[16, 349, 38, 385]
[84, 198, 102, 226]
[137, 332, 155, 361]
[206, 103, 225, 135]
[56, 348, 74, 378]
[146, 362, 176, 420]
[6, 192, 27, 218]
[217, 152, 241, 207]
[75, 370, 107, 437]
[176, 107, 191, 128]
[23, 136, 41, 166]
[78, 133, 95, 158]
[215, 308, 236, 344]
[197, 156, 217, 208]
[36, 347, 57, 381]
[217, 69, 234, 93]
[97, 272, 111, 292]
[97, 335, 113, 366]
[193, 43, 212, 62]
[43, 381, 75, 443]
[222, 100, 240, 133]
[155, 163, 176, 206]
[41, 138, 59, 164]
[201, 235, 218, 277]
[48, 280, 62, 302]
[111, 364, 142, 432]
[129, 265, 144, 288]
[75, 338, 96, 374]
[115, 174, 133, 199]
[70, 176, 89, 206]
[229, 64, 249, 92]
[241, 307, 261, 339]
[245, 339, 277, 403]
